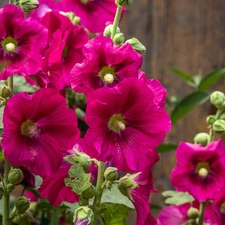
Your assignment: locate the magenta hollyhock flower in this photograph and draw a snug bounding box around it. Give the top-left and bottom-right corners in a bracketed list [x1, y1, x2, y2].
[63, 0, 124, 33]
[130, 169, 157, 225]
[71, 36, 142, 94]
[170, 140, 225, 202]
[212, 187, 225, 222]
[2, 88, 80, 177]
[157, 201, 219, 225]
[0, 4, 48, 80]
[84, 78, 171, 172]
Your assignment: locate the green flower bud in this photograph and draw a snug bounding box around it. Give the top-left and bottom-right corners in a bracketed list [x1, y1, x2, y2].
[82, 185, 95, 200]
[103, 24, 120, 38]
[104, 167, 118, 181]
[113, 33, 125, 46]
[6, 183, 15, 193]
[220, 113, 225, 121]
[105, 181, 112, 190]
[0, 86, 12, 98]
[206, 115, 216, 125]
[193, 133, 209, 146]
[187, 207, 199, 219]
[64, 150, 91, 172]
[210, 91, 225, 109]
[116, 0, 133, 6]
[213, 119, 225, 133]
[16, 0, 39, 13]
[183, 219, 198, 225]
[73, 206, 94, 224]
[15, 196, 30, 214]
[8, 168, 24, 185]
[13, 211, 34, 225]
[126, 38, 146, 52]
[60, 12, 80, 25]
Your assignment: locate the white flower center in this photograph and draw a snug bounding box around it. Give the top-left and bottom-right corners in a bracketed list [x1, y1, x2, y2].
[198, 167, 209, 178]
[103, 73, 115, 84]
[114, 120, 126, 131]
[5, 42, 16, 53]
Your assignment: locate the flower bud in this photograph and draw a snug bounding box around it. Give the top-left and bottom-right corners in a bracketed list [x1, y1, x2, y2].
[116, 0, 133, 6]
[60, 12, 80, 25]
[8, 168, 24, 185]
[82, 185, 95, 200]
[113, 33, 125, 46]
[210, 91, 225, 109]
[13, 211, 34, 225]
[16, 0, 39, 13]
[183, 219, 198, 225]
[220, 113, 225, 121]
[193, 133, 209, 146]
[73, 206, 94, 224]
[187, 207, 199, 219]
[103, 24, 120, 38]
[64, 150, 91, 172]
[206, 115, 216, 125]
[213, 119, 225, 133]
[104, 167, 118, 181]
[6, 183, 15, 193]
[105, 181, 112, 190]
[0, 86, 12, 98]
[15, 196, 30, 214]
[126, 38, 146, 52]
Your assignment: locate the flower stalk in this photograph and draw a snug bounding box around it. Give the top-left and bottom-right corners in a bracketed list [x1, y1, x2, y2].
[111, 5, 122, 40]
[198, 202, 206, 225]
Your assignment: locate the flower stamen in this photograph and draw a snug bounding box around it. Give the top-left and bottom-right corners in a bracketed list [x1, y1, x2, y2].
[5, 43, 16, 53]
[103, 73, 115, 84]
[21, 120, 41, 138]
[108, 113, 126, 133]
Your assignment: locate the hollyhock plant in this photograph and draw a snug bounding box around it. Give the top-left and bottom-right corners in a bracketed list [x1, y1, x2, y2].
[170, 140, 225, 202]
[0, 4, 48, 80]
[2, 88, 80, 177]
[157, 201, 220, 225]
[84, 77, 171, 172]
[63, 0, 124, 33]
[71, 35, 142, 94]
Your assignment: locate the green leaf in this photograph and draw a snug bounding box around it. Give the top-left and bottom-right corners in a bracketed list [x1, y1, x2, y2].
[171, 91, 210, 124]
[100, 183, 134, 209]
[157, 143, 178, 153]
[170, 68, 195, 84]
[35, 175, 43, 189]
[198, 69, 225, 91]
[162, 190, 194, 205]
[100, 204, 129, 225]
[13, 75, 37, 93]
[65, 164, 91, 195]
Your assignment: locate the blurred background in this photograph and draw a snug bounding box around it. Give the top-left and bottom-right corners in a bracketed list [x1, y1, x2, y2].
[1, 0, 225, 221]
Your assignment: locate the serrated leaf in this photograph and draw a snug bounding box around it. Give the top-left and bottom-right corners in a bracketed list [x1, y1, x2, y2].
[65, 164, 91, 195]
[0, 151, 4, 163]
[100, 183, 134, 209]
[162, 190, 194, 205]
[198, 69, 225, 91]
[171, 91, 210, 124]
[157, 143, 178, 153]
[100, 204, 129, 225]
[170, 68, 195, 84]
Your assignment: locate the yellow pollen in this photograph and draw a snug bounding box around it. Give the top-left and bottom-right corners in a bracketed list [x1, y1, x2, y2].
[5, 42, 16, 53]
[103, 73, 114, 84]
[114, 120, 126, 131]
[198, 167, 209, 178]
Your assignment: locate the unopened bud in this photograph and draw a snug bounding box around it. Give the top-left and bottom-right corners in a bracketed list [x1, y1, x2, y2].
[116, 0, 133, 6]
[206, 115, 216, 125]
[105, 181, 112, 190]
[126, 38, 146, 52]
[73, 206, 94, 224]
[213, 119, 225, 133]
[6, 183, 15, 193]
[220, 113, 225, 121]
[60, 12, 80, 25]
[16, 0, 39, 12]
[193, 133, 209, 146]
[210, 91, 225, 109]
[13, 211, 34, 225]
[8, 168, 24, 185]
[187, 207, 199, 219]
[15, 196, 30, 214]
[82, 185, 95, 200]
[64, 150, 91, 172]
[103, 24, 120, 38]
[0, 86, 12, 98]
[104, 167, 118, 181]
[113, 33, 125, 45]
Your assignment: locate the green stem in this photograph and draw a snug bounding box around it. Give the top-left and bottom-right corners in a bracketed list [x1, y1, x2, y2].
[50, 207, 60, 225]
[92, 161, 105, 224]
[111, 6, 122, 40]
[198, 202, 206, 225]
[3, 160, 11, 225]
[209, 107, 224, 142]
[9, 0, 14, 4]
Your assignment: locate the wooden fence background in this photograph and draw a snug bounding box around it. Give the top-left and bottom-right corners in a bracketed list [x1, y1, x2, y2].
[1, 0, 225, 223]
